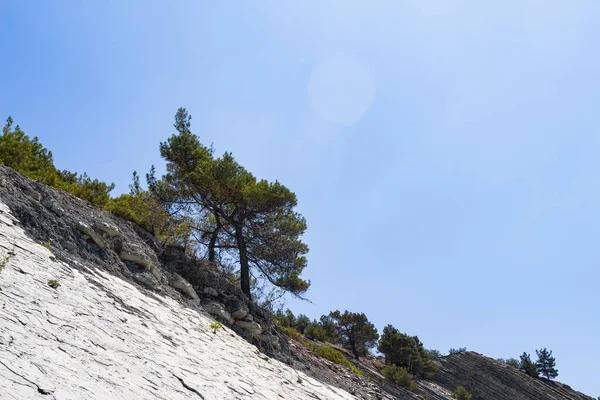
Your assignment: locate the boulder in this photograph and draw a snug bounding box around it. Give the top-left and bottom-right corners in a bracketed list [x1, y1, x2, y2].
[203, 287, 219, 297]
[170, 276, 199, 300]
[94, 221, 120, 237]
[119, 251, 151, 268]
[132, 272, 161, 290]
[226, 298, 249, 320]
[120, 251, 165, 283]
[235, 320, 262, 336]
[75, 221, 106, 248]
[23, 186, 41, 202]
[262, 334, 280, 351]
[41, 197, 65, 217]
[203, 301, 234, 325]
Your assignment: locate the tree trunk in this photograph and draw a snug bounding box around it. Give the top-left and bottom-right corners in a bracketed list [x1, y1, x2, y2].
[208, 229, 218, 262]
[235, 226, 251, 300]
[350, 340, 359, 360]
[207, 216, 222, 263]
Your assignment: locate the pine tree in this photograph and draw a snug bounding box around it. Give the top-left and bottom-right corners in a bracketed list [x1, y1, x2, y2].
[378, 324, 438, 377]
[519, 352, 538, 378]
[329, 310, 379, 360]
[535, 348, 558, 381]
[158, 108, 309, 300]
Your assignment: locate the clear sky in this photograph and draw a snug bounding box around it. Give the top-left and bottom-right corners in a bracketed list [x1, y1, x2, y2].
[2, 1, 599, 396]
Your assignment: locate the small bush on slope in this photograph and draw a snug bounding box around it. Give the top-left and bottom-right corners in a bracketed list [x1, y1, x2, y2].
[306, 343, 363, 376]
[380, 364, 417, 390]
[451, 385, 472, 400]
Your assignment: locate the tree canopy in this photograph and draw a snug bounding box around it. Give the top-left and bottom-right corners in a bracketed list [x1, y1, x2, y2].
[536, 348, 558, 381]
[329, 310, 379, 360]
[156, 108, 310, 300]
[519, 352, 538, 378]
[377, 324, 438, 377]
[1, 117, 114, 207]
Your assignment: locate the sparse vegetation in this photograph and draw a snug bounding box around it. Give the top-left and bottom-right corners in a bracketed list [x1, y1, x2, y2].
[0, 250, 14, 273]
[306, 343, 362, 376]
[380, 364, 417, 390]
[1, 117, 114, 207]
[451, 385, 472, 400]
[449, 347, 467, 355]
[47, 279, 61, 289]
[209, 321, 223, 334]
[519, 352, 538, 378]
[41, 241, 51, 250]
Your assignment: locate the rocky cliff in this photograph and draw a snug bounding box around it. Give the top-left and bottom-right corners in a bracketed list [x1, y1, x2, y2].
[0, 166, 594, 400]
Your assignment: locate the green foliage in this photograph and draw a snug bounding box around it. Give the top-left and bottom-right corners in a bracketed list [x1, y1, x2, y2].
[41, 241, 51, 250]
[535, 348, 558, 381]
[427, 349, 443, 360]
[378, 325, 438, 378]
[281, 326, 303, 342]
[448, 347, 467, 355]
[295, 314, 311, 334]
[209, 321, 223, 334]
[0, 250, 14, 273]
[47, 279, 61, 289]
[451, 386, 472, 400]
[519, 352, 539, 378]
[307, 343, 362, 376]
[0, 117, 114, 207]
[498, 358, 519, 369]
[380, 364, 417, 390]
[158, 108, 309, 299]
[304, 323, 327, 341]
[329, 310, 379, 360]
[318, 314, 339, 343]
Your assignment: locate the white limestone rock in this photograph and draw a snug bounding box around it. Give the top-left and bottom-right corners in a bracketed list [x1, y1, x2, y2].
[0, 201, 354, 400]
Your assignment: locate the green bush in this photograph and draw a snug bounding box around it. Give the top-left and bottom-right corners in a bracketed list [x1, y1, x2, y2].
[47, 279, 61, 289]
[105, 193, 189, 246]
[1, 117, 114, 207]
[280, 326, 304, 342]
[451, 386, 472, 400]
[307, 343, 362, 376]
[380, 364, 417, 390]
[304, 323, 327, 341]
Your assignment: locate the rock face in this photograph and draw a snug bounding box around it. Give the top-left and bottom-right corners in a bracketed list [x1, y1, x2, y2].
[0, 166, 595, 400]
[0, 200, 354, 400]
[425, 351, 594, 400]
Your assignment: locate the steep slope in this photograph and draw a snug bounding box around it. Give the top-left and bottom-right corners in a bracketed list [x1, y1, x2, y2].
[427, 351, 594, 400]
[0, 166, 594, 400]
[0, 200, 354, 399]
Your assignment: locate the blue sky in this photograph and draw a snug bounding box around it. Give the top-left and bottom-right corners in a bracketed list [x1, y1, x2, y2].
[2, 1, 599, 396]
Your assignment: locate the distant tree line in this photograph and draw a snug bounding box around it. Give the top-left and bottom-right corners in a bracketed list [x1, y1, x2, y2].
[499, 348, 558, 381]
[274, 308, 439, 389]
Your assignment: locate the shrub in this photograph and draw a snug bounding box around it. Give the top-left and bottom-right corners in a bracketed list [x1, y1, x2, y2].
[448, 347, 467, 355]
[380, 364, 417, 390]
[451, 386, 472, 400]
[304, 323, 327, 341]
[280, 326, 303, 342]
[307, 343, 363, 376]
[105, 193, 189, 246]
[0, 250, 14, 273]
[0, 117, 114, 207]
[47, 279, 61, 289]
[210, 321, 223, 334]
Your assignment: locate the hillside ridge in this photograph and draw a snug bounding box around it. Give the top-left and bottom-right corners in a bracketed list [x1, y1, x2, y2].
[0, 166, 594, 400]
